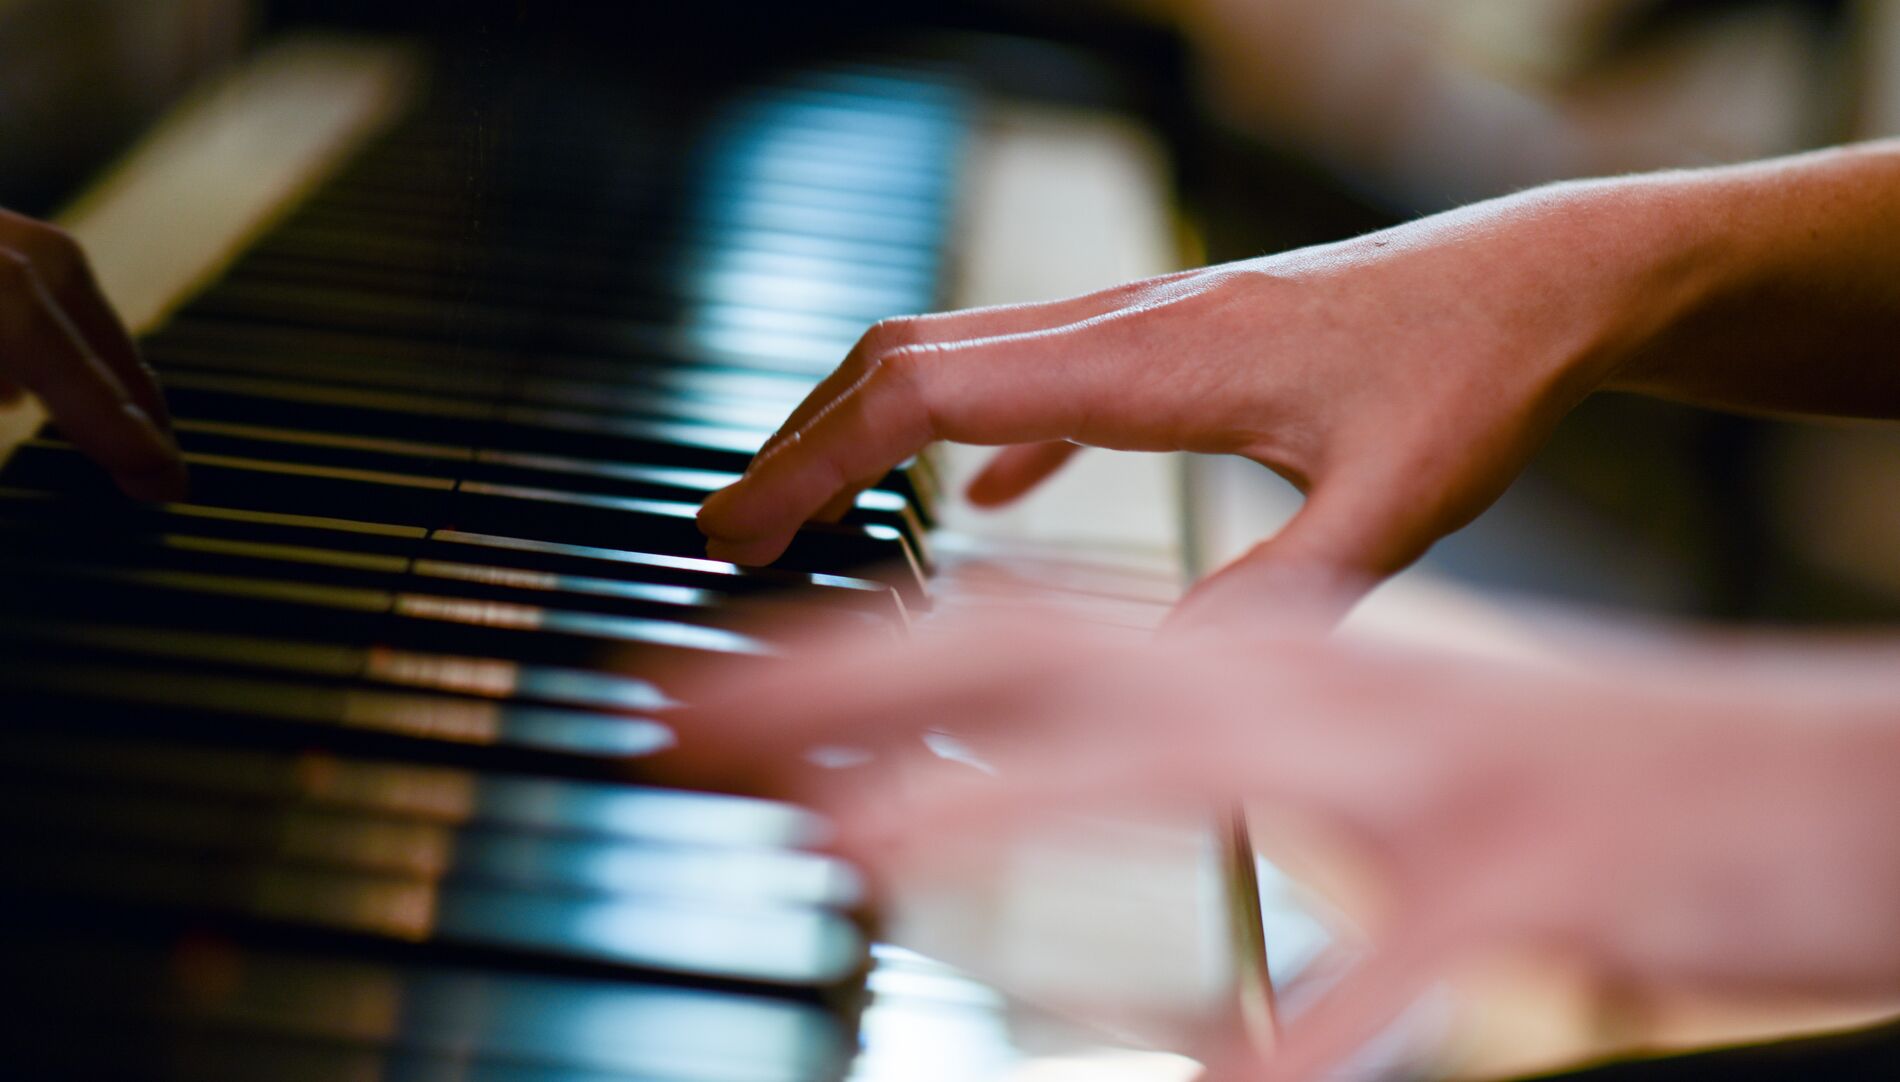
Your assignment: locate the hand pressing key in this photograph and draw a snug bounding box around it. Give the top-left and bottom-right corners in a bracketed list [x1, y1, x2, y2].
[0, 208, 186, 501]
[698, 141, 1900, 625]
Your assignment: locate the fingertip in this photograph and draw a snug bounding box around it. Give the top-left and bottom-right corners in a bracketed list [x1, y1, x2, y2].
[705, 534, 790, 567]
[962, 468, 1018, 507]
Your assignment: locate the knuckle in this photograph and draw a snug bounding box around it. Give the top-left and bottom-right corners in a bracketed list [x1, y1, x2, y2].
[859, 315, 920, 357]
[868, 344, 939, 426]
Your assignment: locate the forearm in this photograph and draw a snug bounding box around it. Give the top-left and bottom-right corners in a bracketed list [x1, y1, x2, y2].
[1600, 139, 1900, 417]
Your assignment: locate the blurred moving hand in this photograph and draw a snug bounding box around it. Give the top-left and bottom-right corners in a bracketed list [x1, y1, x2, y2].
[678, 615, 1900, 1080]
[700, 141, 1900, 623]
[0, 208, 185, 500]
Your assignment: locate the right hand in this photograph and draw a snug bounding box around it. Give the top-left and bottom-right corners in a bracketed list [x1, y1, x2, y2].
[0, 209, 185, 500]
[697, 178, 1708, 622]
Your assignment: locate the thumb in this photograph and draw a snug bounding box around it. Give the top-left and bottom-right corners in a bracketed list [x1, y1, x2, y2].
[1168, 472, 1435, 634]
[965, 440, 1082, 506]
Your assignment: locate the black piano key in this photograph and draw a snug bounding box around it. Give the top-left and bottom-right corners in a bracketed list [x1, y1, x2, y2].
[0, 932, 852, 1082]
[468, 453, 929, 562]
[145, 315, 829, 407]
[0, 835, 865, 988]
[2, 524, 753, 629]
[0, 732, 826, 848]
[159, 421, 929, 556]
[246, 223, 937, 306]
[0, 651, 687, 771]
[0, 617, 677, 717]
[159, 369, 503, 445]
[0, 775, 857, 908]
[0, 560, 771, 671]
[428, 530, 907, 621]
[224, 244, 919, 327]
[0, 491, 909, 620]
[150, 357, 803, 445]
[10, 437, 461, 526]
[448, 482, 926, 600]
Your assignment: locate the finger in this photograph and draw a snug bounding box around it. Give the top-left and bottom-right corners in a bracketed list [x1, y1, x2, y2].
[671, 620, 1107, 778]
[965, 440, 1082, 506]
[755, 276, 1191, 463]
[0, 211, 174, 431]
[807, 648, 1413, 868]
[51, 250, 172, 430]
[700, 326, 1100, 564]
[0, 249, 185, 500]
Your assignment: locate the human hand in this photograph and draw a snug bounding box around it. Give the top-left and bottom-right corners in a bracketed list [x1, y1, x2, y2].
[696, 179, 1708, 622]
[675, 615, 1900, 1079]
[0, 209, 185, 500]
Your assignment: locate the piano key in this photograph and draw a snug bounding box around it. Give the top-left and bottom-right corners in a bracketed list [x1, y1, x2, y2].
[267, 199, 943, 275]
[0, 731, 826, 848]
[0, 561, 772, 670]
[448, 482, 926, 599]
[0, 931, 852, 1082]
[143, 420, 929, 554]
[0, 657, 677, 768]
[5, 438, 926, 600]
[2, 523, 755, 629]
[0, 775, 858, 907]
[0, 618, 678, 716]
[0, 838, 866, 988]
[0, 491, 909, 620]
[152, 348, 813, 433]
[145, 316, 829, 405]
[225, 244, 923, 326]
[11, 437, 461, 525]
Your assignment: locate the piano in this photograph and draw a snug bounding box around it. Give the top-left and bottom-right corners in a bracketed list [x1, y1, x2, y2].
[0, 7, 1227, 1080]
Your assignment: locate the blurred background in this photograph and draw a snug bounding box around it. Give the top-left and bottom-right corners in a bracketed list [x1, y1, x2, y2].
[5, 0, 1898, 627]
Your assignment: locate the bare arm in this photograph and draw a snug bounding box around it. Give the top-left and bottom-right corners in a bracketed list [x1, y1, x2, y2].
[698, 140, 1900, 617]
[1609, 140, 1900, 417]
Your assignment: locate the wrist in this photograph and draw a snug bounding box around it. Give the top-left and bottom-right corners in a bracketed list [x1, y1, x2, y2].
[1538, 170, 1747, 399]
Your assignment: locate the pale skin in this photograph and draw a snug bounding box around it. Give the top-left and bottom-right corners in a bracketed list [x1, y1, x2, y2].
[689, 140, 1900, 1076]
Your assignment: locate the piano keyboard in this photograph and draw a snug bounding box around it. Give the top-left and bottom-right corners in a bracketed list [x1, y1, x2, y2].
[0, 44, 972, 1081]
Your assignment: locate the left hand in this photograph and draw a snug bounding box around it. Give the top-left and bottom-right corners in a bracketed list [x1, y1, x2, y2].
[673, 615, 1900, 1080]
[0, 208, 185, 499]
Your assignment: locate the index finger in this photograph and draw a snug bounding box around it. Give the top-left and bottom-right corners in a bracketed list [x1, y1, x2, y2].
[697, 325, 1096, 565]
[0, 211, 172, 430]
[0, 250, 185, 500]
